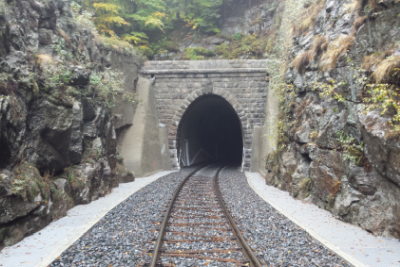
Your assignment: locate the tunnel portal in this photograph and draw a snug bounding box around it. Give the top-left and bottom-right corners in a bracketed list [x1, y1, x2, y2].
[177, 95, 243, 167]
[140, 59, 269, 171]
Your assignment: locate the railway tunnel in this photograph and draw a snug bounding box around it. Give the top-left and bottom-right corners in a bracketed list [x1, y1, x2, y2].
[177, 95, 243, 167]
[139, 60, 269, 172]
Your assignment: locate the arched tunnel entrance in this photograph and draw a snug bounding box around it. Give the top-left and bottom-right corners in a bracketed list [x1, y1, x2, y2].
[176, 95, 243, 167]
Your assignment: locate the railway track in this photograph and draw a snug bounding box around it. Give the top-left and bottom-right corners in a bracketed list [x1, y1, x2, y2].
[140, 164, 263, 267]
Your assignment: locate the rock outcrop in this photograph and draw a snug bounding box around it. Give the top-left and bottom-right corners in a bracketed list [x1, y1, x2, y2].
[266, 0, 400, 240]
[0, 0, 140, 248]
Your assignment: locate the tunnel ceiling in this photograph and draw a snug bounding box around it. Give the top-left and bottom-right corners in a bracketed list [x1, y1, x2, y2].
[177, 95, 243, 167]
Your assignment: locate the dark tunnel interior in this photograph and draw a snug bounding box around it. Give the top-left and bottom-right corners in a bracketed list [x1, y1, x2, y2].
[177, 95, 243, 167]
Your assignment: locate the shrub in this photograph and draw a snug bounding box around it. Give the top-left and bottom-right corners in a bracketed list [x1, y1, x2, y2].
[36, 54, 55, 68]
[71, 2, 98, 34]
[295, 0, 326, 35]
[372, 55, 400, 84]
[97, 36, 138, 55]
[361, 53, 386, 72]
[214, 32, 272, 59]
[336, 131, 364, 166]
[137, 45, 155, 58]
[320, 35, 355, 70]
[90, 69, 125, 109]
[364, 83, 400, 123]
[215, 43, 230, 58]
[293, 51, 312, 74]
[310, 35, 328, 59]
[184, 47, 215, 60]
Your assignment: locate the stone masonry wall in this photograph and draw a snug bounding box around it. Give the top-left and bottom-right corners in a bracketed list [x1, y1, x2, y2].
[140, 60, 268, 171]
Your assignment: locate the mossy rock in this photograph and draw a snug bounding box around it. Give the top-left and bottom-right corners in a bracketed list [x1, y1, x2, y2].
[0, 163, 47, 224]
[115, 163, 135, 183]
[12, 162, 44, 201]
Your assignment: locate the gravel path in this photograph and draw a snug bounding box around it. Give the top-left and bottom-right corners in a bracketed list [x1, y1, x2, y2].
[50, 167, 197, 267]
[219, 166, 351, 267]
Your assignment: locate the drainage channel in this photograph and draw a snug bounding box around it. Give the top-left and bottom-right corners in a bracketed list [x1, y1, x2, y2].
[139, 164, 263, 267]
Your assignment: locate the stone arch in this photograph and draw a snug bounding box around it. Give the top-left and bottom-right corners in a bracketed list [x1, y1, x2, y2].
[167, 87, 253, 171]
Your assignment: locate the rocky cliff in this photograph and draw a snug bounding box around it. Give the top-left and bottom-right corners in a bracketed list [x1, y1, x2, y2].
[265, 0, 400, 240]
[0, 0, 141, 248]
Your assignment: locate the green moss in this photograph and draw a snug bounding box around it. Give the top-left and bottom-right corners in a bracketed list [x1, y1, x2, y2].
[38, 181, 50, 200]
[12, 162, 45, 202]
[26, 181, 40, 202]
[184, 47, 215, 60]
[68, 172, 76, 184]
[64, 167, 86, 189]
[51, 186, 64, 202]
[215, 43, 230, 58]
[214, 33, 269, 59]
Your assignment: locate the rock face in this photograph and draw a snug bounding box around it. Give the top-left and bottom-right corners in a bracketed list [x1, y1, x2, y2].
[266, 0, 400, 240]
[0, 0, 140, 248]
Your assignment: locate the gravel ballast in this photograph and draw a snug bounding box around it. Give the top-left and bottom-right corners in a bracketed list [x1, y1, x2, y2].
[50, 165, 352, 267]
[50, 167, 197, 267]
[158, 164, 247, 266]
[219, 166, 351, 267]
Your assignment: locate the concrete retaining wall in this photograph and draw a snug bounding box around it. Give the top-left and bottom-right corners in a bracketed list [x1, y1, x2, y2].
[117, 76, 171, 177]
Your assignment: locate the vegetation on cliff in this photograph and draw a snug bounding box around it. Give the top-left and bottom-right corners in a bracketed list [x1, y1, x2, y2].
[77, 0, 285, 59]
[79, 0, 226, 56]
[265, 0, 400, 239]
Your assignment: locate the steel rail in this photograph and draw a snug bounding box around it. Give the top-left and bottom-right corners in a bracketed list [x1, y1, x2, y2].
[149, 164, 263, 267]
[149, 164, 209, 267]
[213, 167, 263, 267]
